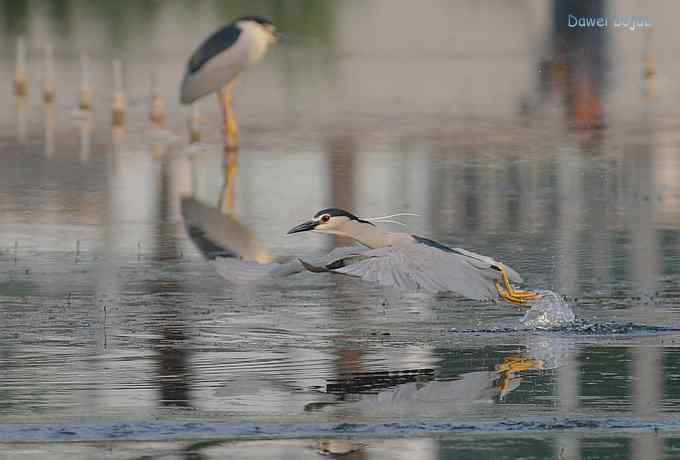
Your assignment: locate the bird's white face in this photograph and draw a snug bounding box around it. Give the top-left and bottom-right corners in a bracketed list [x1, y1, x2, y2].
[310, 213, 350, 235]
[240, 20, 277, 45]
[287, 213, 352, 236]
[238, 20, 277, 66]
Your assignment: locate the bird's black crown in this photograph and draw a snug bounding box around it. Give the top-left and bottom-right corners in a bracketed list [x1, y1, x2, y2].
[238, 16, 273, 26]
[314, 208, 375, 226]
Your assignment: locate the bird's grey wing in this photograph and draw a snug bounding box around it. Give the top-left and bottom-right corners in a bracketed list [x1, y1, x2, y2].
[412, 235, 522, 283]
[180, 23, 251, 103]
[211, 247, 370, 286]
[450, 246, 523, 283]
[187, 23, 241, 74]
[298, 246, 369, 272]
[328, 245, 502, 300]
[211, 257, 302, 284]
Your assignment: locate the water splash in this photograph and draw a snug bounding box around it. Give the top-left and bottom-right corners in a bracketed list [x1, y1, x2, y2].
[521, 290, 575, 329]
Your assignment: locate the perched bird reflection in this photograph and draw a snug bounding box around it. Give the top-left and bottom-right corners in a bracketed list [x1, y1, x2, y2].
[181, 197, 274, 264]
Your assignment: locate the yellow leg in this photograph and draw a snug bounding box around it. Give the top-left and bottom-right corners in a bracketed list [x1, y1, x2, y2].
[218, 80, 239, 151]
[216, 80, 240, 214]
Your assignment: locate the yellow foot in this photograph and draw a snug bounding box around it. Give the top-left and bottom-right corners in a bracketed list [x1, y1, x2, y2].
[511, 289, 541, 300]
[495, 354, 544, 399]
[495, 265, 541, 305]
[496, 355, 544, 374]
[496, 281, 528, 305]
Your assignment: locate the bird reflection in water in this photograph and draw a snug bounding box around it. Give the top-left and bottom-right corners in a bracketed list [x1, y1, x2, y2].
[181, 196, 274, 265]
[495, 354, 544, 399]
[304, 351, 545, 417]
[220, 147, 239, 214]
[310, 354, 543, 457]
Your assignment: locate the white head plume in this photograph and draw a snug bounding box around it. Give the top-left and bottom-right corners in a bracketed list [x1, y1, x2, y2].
[364, 212, 421, 227]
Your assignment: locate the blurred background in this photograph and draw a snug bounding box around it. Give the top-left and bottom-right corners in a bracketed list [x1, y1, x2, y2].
[1, 1, 680, 459]
[0, 0, 678, 270]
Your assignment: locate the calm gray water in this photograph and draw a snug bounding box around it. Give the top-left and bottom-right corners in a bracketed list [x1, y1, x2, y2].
[1, 1, 680, 459]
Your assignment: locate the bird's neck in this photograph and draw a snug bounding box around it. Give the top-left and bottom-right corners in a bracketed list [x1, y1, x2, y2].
[337, 220, 401, 249]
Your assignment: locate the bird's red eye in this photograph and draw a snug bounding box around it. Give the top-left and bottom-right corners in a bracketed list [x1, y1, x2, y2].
[320, 214, 330, 223]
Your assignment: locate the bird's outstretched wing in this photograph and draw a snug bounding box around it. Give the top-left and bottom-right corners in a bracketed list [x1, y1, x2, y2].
[212, 246, 367, 285]
[412, 235, 522, 283]
[449, 246, 522, 284]
[309, 243, 520, 301]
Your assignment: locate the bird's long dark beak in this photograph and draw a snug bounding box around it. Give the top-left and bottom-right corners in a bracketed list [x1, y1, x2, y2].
[287, 220, 317, 234]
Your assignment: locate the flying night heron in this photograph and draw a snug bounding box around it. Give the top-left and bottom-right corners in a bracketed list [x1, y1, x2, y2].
[181, 200, 540, 305]
[180, 16, 278, 150]
[286, 208, 541, 305]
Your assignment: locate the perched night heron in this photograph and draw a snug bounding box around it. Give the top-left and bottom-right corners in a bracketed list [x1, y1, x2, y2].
[181, 199, 540, 305]
[180, 16, 277, 150]
[287, 208, 541, 305]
